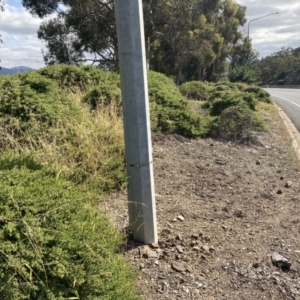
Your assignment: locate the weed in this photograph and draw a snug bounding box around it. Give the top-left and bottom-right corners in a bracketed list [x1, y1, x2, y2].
[0, 160, 139, 299]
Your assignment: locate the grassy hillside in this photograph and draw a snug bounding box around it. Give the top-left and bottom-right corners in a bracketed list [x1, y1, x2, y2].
[0, 65, 271, 299]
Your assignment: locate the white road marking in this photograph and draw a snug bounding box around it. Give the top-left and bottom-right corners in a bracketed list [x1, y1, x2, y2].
[270, 94, 300, 109]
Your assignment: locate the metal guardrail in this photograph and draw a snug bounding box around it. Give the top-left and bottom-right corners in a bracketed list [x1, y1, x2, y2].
[260, 85, 300, 89]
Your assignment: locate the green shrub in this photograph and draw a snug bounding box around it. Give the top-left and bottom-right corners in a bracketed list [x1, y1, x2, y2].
[235, 82, 248, 91]
[228, 63, 259, 84]
[214, 84, 231, 91]
[82, 85, 121, 110]
[205, 82, 259, 116]
[148, 71, 209, 137]
[242, 93, 258, 110]
[216, 106, 258, 142]
[244, 86, 271, 103]
[179, 81, 212, 100]
[37, 64, 121, 93]
[0, 157, 139, 300]
[215, 78, 239, 91]
[0, 73, 81, 125]
[209, 96, 243, 116]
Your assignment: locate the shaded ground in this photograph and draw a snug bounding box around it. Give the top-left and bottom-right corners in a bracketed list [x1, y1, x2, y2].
[104, 104, 300, 300]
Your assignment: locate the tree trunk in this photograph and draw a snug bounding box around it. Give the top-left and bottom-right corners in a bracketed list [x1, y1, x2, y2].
[146, 36, 151, 70]
[176, 65, 182, 85]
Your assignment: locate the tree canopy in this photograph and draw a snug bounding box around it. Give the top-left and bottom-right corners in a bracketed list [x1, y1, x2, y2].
[256, 47, 300, 85]
[22, 0, 247, 83]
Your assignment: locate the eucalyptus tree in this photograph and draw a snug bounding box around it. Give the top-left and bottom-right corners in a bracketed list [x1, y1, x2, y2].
[256, 47, 300, 85]
[22, 0, 247, 83]
[23, 0, 117, 68]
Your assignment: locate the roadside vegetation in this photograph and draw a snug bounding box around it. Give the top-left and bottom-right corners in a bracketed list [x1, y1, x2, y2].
[256, 46, 300, 85]
[0, 64, 271, 299]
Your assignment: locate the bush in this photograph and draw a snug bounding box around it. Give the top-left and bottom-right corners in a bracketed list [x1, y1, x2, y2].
[82, 85, 121, 110]
[235, 82, 248, 91]
[0, 157, 139, 300]
[214, 84, 231, 91]
[209, 96, 242, 116]
[228, 63, 259, 84]
[148, 71, 209, 137]
[0, 68, 125, 191]
[208, 92, 257, 116]
[38, 64, 105, 91]
[244, 86, 271, 103]
[0, 72, 81, 125]
[179, 81, 212, 100]
[216, 106, 257, 142]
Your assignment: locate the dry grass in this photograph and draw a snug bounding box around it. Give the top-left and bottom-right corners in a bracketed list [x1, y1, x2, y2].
[32, 92, 125, 190]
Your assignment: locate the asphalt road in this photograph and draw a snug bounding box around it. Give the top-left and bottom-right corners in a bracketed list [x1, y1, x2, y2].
[264, 88, 300, 132]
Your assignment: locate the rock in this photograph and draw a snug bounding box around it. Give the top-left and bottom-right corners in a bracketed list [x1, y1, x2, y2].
[215, 158, 227, 165]
[161, 228, 171, 235]
[202, 245, 210, 252]
[276, 189, 283, 195]
[176, 245, 184, 253]
[177, 215, 185, 221]
[193, 246, 200, 251]
[256, 161, 261, 165]
[197, 276, 206, 281]
[151, 243, 160, 249]
[142, 246, 158, 259]
[285, 181, 293, 188]
[176, 234, 183, 241]
[271, 252, 291, 270]
[190, 240, 197, 246]
[234, 210, 245, 218]
[171, 262, 187, 273]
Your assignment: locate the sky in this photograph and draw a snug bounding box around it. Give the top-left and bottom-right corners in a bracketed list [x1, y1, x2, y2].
[0, 0, 300, 69]
[237, 0, 300, 58]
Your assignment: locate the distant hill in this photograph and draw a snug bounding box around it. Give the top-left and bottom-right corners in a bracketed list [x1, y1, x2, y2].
[0, 66, 34, 75]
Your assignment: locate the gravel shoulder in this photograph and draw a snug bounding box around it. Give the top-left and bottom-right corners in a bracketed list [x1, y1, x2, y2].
[104, 103, 300, 300]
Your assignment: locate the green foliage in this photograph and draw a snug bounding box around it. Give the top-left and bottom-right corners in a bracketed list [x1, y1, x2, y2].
[256, 46, 300, 85]
[228, 62, 259, 84]
[82, 85, 121, 110]
[0, 66, 273, 299]
[0, 66, 125, 191]
[0, 72, 81, 133]
[38, 64, 119, 92]
[0, 157, 139, 300]
[183, 78, 269, 140]
[209, 95, 245, 116]
[204, 81, 257, 116]
[216, 105, 259, 142]
[23, 0, 247, 83]
[244, 86, 271, 103]
[148, 71, 209, 137]
[179, 81, 213, 100]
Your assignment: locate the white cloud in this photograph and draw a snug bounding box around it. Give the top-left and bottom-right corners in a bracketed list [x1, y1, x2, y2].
[0, 5, 46, 69]
[237, 0, 300, 57]
[1, 1, 300, 68]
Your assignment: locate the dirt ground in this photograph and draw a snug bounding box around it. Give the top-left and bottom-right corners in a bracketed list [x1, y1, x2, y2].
[104, 105, 300, 300]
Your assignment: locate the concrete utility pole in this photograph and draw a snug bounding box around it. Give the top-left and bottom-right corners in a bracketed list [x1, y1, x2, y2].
[114, 0, 158, 244]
